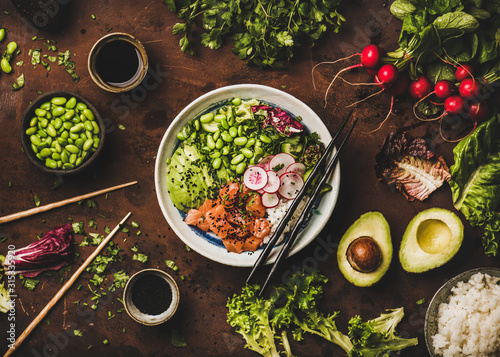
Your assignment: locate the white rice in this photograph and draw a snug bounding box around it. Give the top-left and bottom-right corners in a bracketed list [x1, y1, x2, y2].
[263, 196, 308, 245]
[432, 272, 500, 357]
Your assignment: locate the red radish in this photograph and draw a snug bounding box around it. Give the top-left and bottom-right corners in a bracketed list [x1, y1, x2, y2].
[470, 102, 491, 123]
[270, 153, 296, 177]
[262, 170, 280, 194]
[261, 193, 279, 208]
[278, 173, 304, 199]
[409, 76, 432, 100]
[360, 44, 384, 69]
[444, 95, 465, 116]
[257, 155, 274, 171]
[386, 74, 409, 96]
[286, 162, 306, 177]
[434, 80, 456, 100]
[243, 166, 268, 190]
[459, 78, 481, 98]
[455, 64, 474, 82]
[377, 64, 399, 87]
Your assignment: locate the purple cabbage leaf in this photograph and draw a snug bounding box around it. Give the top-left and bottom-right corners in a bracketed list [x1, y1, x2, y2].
[375, 132, 451, 201]
[3, 224, 73, 277]
[252, 105, 304, 137]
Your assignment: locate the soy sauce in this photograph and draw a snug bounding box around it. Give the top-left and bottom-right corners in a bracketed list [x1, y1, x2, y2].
[131, 274, 172, 315]
[95, 40, 140, 84]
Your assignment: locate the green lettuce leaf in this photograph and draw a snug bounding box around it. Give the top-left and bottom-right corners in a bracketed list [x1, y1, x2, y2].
[449, 114, 500, 256]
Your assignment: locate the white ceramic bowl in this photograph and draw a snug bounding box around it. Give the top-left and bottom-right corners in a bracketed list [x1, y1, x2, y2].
[154, 84, 341, 266]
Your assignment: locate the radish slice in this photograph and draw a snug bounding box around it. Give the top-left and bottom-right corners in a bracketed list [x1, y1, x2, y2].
[243, 166, 268, 190]
[270, 153, 295, 177]
[257, 155, 274, 171]
[278, 173, 304, 199]
[263, 170, 280, 193]
[261, 192, 280, 208]
[286, 162, 306, 177]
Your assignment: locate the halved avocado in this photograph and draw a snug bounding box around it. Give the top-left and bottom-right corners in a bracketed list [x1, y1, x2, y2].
[399, 208, 463, 273]
[337, 212, 393, 287]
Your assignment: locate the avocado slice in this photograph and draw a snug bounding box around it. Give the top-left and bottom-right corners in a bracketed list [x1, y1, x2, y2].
[337, 212, 393, 287]
[399, 208, 463, 273]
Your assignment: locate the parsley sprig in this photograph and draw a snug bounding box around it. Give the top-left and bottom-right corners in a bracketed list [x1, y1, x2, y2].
[164, 0, 345, 68]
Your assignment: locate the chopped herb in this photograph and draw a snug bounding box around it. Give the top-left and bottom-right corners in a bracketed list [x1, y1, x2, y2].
[121, 227, 129, 233]
[51, 177, 64, 190]
[87, 345, 93, 350]
[123, 328, 126, 333]
[416, 298, 426, 305]
[136, 231, 142, 236]
[108, 270, 129, 292]
[131, 221, 139, 229]
[118, 124, 126, 130]
[86, 199, 97, 208]
[132, 253, 148, 263]
[8, 181, 11, 188]
[72, 221, 84, 234]
[15, 60, 23, 66]
[34, 195, 40, 207]
[107, 27, 113, 32]
[131, 245, 138, 252]
[165, 260, 179, 272]
[73, 330, 83, 337]
[104, 226, 111, 234]
[45, 319, 50, 325]
[91, 14, 96, 20]
[170, 328, 187, 348]
[77, 284, 82, 291]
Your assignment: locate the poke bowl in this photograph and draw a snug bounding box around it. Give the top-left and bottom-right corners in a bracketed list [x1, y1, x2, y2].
[154, 84, 341, 266]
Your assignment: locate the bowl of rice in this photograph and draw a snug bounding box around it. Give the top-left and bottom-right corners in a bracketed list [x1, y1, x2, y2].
[425, 267, 500, 357]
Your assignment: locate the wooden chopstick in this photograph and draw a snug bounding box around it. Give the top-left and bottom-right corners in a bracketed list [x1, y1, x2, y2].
[258, 115, 358, 296]
[246, 109, 354, 285]
[0, 181, 137, 225]
[3, 212, 132, 357]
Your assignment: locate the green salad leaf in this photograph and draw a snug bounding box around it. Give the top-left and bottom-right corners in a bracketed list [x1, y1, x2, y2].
[449, 114, 500, 256]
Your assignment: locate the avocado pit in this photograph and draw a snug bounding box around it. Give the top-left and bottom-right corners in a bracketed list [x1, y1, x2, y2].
[346, 236, 382, 273]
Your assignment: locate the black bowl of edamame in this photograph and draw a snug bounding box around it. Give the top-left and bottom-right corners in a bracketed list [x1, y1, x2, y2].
[21, 91, 105, 175]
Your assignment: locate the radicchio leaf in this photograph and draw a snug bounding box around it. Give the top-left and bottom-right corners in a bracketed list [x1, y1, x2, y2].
[375, 132, 451, 201]
[252, 105, 303, 137]
[3, 224, 73, 277]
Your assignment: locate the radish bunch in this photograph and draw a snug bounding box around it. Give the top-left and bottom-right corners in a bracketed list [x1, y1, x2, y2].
[411, 63, 492, 129]
[243, 153, 306, 208]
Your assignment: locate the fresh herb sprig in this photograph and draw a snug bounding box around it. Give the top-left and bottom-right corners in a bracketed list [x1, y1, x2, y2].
[164, 0, 345, 68]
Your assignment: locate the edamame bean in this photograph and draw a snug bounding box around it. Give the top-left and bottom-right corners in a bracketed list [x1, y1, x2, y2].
[69, 153, 77, 164]
[37, 129, 47, 138]
[200, 113, 214, 123]
[66, 97, 77, 109]
[231, 154, 244, 165]
[176, 132, 186, 140]
[215, 138, 224, 149]
[227, 111, 235, 126]
[221, 146, 230, 155]
[83, 109, 94, 121]
[213, 130, 220, 141]
[64, 110, 75, 120]
[213, 158, 222, 169]
[35, 108, 47, 117]
[31, 143, 38, 154]
[45, 159, 58, 169]
[194, 119, 200, 131]
[83, 139, 93, 151]
[55, 143, 62, 153]
[241, 148, 253, 158]
[214, 114, 226, 122]
[84, 121, 94, 132]
[30, 135, 41, 146]
[69, 132, 79, 140]
[93, 138, 100, 149]
[47, 124, 57, 137]
[51, 97, 67, 106]
[54, 118, 63, 130]
[232, 97, 242, 106]
[70, 124, 84, 133]
[61, 150, 69, 163]
[221, 118, 229, 130]
[255, 146, 264, 155]
[234, 137, 247, 146]
[63, 163, 75, 169]
[30, 117, 38, 127]
[6, 42, 17, 55]
[65, 144, 79, 154]
[40, 148, 52, 158]
[260, 134, 272, 143]
[245, 138, 256, 147]
[221, 131, 233, 142]
[52, 106, 65, 117]
[76, 102, 87, 111]
[91, 121, 100, 134]
[236, 162, 246, 174]
[25, 127, 37, 135]
[229, 127, 238, 138]
[207, 135, 216, 150]
[1, 58, 11, 74]
[63, 121, 73, 130]
[209, 151, 221, 159]
[0, 29, 5, 42]
[52, 153, 61, 160]
[75, 138, 84, 149]
[40, 102, 51, 110]
[75, 157, 83, 167]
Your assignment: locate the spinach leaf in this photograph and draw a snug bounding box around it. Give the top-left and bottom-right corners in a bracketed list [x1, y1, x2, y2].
[449, 114, 500, 256]
[426, 61, 456, 82]
[390, 0, 418, 21]
[434, 11, 479, 36]
[477, 30, 498, 63]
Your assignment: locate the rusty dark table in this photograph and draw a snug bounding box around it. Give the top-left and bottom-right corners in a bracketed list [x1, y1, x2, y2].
[0, 1, 498, 356]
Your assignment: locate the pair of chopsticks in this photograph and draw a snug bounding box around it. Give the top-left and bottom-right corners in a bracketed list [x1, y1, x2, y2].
[246, 109, 357, 296]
